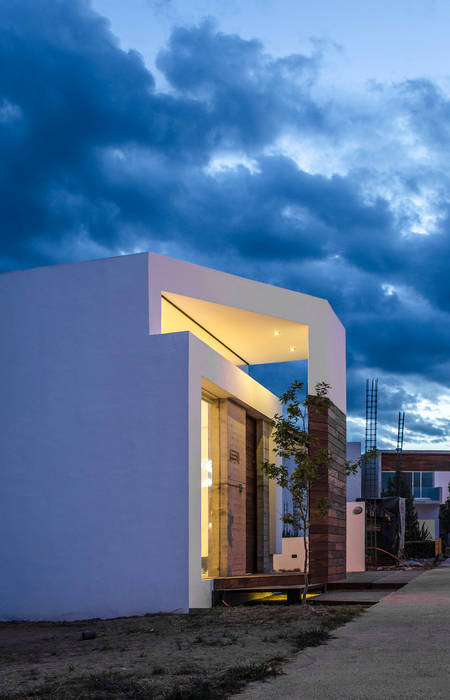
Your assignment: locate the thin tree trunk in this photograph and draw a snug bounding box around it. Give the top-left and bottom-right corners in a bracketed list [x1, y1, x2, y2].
[302, 520, 309, 604]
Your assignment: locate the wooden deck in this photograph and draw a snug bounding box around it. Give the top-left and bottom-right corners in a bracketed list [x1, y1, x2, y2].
[213, 572, 307, 591]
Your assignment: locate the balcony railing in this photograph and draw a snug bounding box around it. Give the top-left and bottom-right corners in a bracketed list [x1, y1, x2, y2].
[413, 486, 442, 501]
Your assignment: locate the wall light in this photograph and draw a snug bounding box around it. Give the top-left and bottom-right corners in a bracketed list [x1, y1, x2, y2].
[289, 346, 295, 352]
[274, 330, 280, 336]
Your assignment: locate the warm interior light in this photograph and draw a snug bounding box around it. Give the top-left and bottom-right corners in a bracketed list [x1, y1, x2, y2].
[201, 400, 212, 576]
[289, 346, 295, 352]
[274, 330, 280, 336]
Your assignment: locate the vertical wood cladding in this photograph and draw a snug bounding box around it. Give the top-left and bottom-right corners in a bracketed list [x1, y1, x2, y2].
[215, 399, 271, 577]
[256, 420, 272, 573]
[245, 415, 257, 573]
[309, 400, 347, 584]
[226, 401, 246, 576]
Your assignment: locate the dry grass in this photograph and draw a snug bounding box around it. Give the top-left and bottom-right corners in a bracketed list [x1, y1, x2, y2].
[0, 604, 363, 698]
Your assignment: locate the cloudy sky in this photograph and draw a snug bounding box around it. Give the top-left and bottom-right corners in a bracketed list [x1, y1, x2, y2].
[2, 0, 450, 449]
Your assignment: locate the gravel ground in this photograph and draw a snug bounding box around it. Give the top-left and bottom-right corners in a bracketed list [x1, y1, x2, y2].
[0, 604, 363, 698]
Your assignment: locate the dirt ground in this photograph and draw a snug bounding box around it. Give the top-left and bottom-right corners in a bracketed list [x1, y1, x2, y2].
[0, 603, 363, 699]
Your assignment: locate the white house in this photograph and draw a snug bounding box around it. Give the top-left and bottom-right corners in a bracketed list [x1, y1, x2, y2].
[0, 252, 346, 619]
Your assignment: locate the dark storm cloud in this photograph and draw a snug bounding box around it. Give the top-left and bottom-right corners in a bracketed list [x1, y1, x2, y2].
[2, 0, 450, 444]
[156, 21, 322, 150]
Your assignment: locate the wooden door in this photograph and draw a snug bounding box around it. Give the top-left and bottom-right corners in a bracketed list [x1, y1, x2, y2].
[245, 415, 257, 573]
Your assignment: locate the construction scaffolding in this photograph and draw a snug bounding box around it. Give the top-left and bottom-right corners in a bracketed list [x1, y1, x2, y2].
[362, 378, 378, 499]
[364, 405, 407, 567]
[396, 411, 405, 477]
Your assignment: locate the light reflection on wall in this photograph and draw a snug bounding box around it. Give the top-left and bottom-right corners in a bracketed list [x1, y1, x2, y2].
[201, 399, 213, 577]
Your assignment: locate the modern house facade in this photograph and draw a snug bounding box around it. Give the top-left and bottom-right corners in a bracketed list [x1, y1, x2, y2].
[1, 253, 346, 620]
[347, 444, 450, 540]
[380, 451, 450, 539]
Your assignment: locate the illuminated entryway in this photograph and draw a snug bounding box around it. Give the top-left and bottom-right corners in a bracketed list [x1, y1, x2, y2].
[200, 392, 274, 579]
[201, 398, 214, 577]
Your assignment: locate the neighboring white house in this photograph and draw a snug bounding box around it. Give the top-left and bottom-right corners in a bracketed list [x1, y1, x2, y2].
[347, 443, 450, 540]
[0, 252, 346, 620]
[380, 451, 450, 539]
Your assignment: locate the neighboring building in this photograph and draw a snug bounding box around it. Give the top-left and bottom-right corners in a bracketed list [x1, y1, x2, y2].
[380, 451, 450, 539]
[346, 442, 364, 501]
[1, 253, 346, 620]
[347, 444, 450, 540]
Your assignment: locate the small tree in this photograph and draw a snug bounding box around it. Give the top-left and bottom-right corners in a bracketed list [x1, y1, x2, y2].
[439, 483, 450, 550]
[260, 380, 371, 604]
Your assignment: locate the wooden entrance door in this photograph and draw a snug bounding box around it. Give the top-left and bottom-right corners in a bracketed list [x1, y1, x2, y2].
[245, 415, 257, 573]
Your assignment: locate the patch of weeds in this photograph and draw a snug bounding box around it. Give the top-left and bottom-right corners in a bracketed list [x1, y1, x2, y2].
[320, 606, 364, 630]
[291, 627, 331, 652]
[174, 665, 201, 676]
[125, 626, 158, 635]
[165, 659, 285, 700]
[164, 681, 213, 699]
[208, 637, 233, 647]
[152, 666, 166, 675]
[224, 633, 238, 642]
[84, 672, 151, 697]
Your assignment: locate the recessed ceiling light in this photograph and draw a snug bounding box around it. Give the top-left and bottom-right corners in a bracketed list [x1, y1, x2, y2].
[274, 330, 280, 336]
[289, 346, 295, 352]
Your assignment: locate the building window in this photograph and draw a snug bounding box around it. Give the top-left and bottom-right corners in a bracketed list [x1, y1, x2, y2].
[382, 471, 434, 499]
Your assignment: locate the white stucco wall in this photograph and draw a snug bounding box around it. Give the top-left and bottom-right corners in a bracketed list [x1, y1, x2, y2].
[0, 255, 191, 619]
[1, 251, 343, 618]
[346, 502, 366, 572]
[273, 537, 307, 572]
[434, 471, 450, 502]
[415, 503, 440, 539]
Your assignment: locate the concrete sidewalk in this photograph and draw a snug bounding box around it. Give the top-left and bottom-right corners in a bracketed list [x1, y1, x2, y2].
[238, 561, 450, 700]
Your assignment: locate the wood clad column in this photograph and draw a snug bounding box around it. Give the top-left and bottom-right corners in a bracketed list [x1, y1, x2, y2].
[256, 420, 272, 573]
[227, 402, 246, 575]
[308, 400, 347, 584]
[245, 416, 257, 573]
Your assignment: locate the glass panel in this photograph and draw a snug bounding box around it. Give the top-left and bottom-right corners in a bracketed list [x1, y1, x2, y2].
[421, 486, 440, 500]
[403, 472, 413, 489]
[201, 399, 213, 578]
[414, 472, 420, 488]
[422, 472, 433, 488]
[381, 473, 391, 492]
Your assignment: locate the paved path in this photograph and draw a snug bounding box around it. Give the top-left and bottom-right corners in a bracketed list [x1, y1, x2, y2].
[238, 561, 450, 699]
[312, 567, 424, 605]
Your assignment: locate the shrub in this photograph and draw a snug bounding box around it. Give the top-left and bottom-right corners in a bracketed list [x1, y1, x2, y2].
[404, 540, 435, 559]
